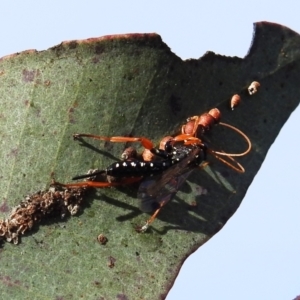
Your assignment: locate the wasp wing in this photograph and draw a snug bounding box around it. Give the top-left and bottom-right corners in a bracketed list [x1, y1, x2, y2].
[137, 147, 202, 212]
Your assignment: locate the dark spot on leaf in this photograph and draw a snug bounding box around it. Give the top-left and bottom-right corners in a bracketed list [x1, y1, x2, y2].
[22, 69, 36, 82]
[95, 44, 105, 54]
[91, 56, 100, 64]
[93, 280, 101, 286]
[117, 294, 128, 300]
[123, 73, 133, 81]
[280, 82, 285, 88]
[44, 80, 51, 87]
[68, 107, 76, 123]
[169, 94, 182, 115]
[104, 141, 114, 151]
[219, 81, 223, 86]
[68, 41, 78, 50]
[0, 275, 16, 287]
[35, 108, 41, 118]
[8, 148, 18, 158]
[108, 256, 116, 268]
[0, 201, 9, 213]
[263, 119, 268, 123]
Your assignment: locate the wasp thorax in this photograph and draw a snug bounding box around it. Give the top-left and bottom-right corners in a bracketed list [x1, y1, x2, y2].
[182, 119, 196, 135]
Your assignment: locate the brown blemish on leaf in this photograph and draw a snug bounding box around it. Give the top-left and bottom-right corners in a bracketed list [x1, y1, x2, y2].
[0, 201, 9, 213]
[108, 256, 116, 268]
[91, 56, 100, 64]
[68, 107, 76, 123]
[22, 69, 40, 83]
[44, 80, 51, 87]
[116, 294, 128, 300]
[93, 280, 101, 287]
[8, 148, 18, 158]
[97, 234, 108, 245]
[68, 41, 78, 50]
[94, 44, 106, 55]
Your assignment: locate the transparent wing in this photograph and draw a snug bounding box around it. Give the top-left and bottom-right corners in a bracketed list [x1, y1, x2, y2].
[137, 147, 201, 212]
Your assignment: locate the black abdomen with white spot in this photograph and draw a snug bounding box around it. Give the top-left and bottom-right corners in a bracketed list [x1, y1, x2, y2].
[105, 144, 206, 178]
[106, 160, 173, 177]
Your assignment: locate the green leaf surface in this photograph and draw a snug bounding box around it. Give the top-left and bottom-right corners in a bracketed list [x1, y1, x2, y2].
[0, 22, 299, 299]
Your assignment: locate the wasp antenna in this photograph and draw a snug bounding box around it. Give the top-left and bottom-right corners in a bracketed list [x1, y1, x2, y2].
[72, 170, 106, 180]
[210, 122, 251, 157]
[209, 151, 245, 173]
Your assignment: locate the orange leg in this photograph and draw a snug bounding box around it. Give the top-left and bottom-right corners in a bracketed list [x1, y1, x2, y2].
[172, 134, 203, 145]
[53, 177, 142, 189]
[137, 199, 169, 232]
[73, 134, 154, 150]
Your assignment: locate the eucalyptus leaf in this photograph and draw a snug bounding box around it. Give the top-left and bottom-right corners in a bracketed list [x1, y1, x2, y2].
[0, 22, 299, 299]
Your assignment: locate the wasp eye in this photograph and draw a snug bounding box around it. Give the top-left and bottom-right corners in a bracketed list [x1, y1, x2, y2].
[164, 140, 173, 153]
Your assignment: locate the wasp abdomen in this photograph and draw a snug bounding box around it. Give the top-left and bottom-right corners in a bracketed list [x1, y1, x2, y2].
[106, 160, 173, 177]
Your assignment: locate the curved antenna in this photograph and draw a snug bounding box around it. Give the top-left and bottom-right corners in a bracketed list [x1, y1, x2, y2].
[207, 149, 245, 173]
[209, 122, 252, 157]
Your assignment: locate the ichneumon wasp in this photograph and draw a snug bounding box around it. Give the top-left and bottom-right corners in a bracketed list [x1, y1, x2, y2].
[53, 112, 251, 231]
[136, 113, 252, 231]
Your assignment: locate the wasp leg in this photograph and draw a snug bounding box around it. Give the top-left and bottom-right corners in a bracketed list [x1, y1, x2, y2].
[73, 134, 154, 150]
[172, 134, 204, 146]
[52, 177, 142, 188]
[138, 200, 168, 232]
